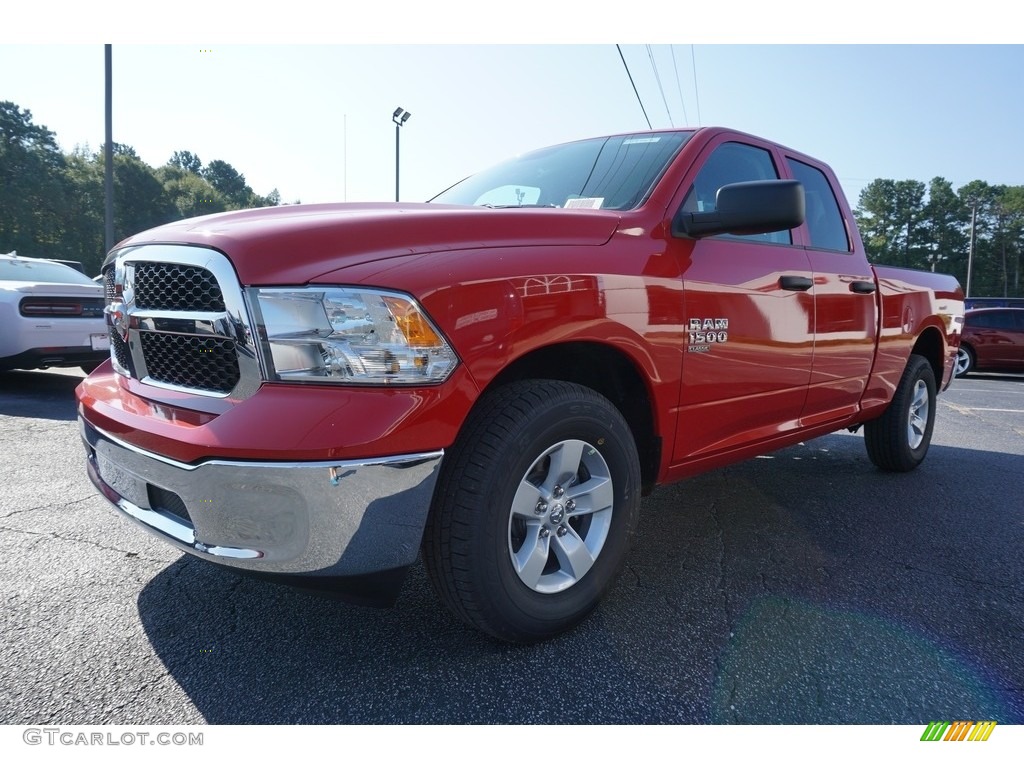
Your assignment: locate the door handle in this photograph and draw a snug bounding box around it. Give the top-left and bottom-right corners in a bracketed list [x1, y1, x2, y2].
[850, 281, 877, 294]
[780, 275, 813, 291]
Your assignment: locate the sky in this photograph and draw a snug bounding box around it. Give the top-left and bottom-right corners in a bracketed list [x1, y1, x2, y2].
[2, 9, 1022, 214]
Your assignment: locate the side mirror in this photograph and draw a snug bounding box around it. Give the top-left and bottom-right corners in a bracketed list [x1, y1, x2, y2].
[672, 179, 805, 239]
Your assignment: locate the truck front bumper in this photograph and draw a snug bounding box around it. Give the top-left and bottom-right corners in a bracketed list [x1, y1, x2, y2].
[80, 417, 442, 604]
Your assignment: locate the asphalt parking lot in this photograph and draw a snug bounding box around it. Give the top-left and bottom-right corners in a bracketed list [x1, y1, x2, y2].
[1, 368, 1022, 725]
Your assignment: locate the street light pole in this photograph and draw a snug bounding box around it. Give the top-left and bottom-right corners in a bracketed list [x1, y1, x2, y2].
[392, 107, 411, 202]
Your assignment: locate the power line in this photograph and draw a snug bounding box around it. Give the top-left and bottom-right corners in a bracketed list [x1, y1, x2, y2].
[691, 45, 702, 126]
[670, 45, 689, 126]
[647, 45, 673, 126]
[616, 44, 651, 130]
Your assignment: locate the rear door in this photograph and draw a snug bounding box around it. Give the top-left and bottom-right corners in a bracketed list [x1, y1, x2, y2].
[786, 156, 877, 426]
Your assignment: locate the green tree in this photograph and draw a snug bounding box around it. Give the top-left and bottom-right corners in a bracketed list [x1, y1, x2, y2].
[2, 100, 282, 270]
[169, 150, 202, 174]
[958, 180, 1002, 297]
[60, 149, 105, 272]
[921, 177, 968, 280]
[991, 186, 1024, 297]
[158, 164, 225, 219]
[112, 152, 176, 240]
[203, 159, 250, 207]
[855, 179, 928, 268]
[0, 101, 69, 258]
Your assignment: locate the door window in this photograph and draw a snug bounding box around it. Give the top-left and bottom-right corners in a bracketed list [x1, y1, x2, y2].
[682, 142, 790, 245]
[789, 159, 850, 252]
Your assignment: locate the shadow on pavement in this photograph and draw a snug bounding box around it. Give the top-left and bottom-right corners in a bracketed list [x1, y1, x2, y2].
[0, 370, 82, 421]
[135, 434, 1024, 725]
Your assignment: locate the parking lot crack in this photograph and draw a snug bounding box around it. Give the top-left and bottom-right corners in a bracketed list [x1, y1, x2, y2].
[0, 495, 95, 520]
[0, 523, 164, 564]
[708, 502, 733, 627]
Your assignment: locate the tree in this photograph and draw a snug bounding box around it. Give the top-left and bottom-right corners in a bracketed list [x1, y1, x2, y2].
[921, 177, 968, 279]
[855, 179, 926, 268]
[991, 186, 1024, 297]
[958, 181, 1002, 297]
[3, 100, 282, 270]
[203, 159, 250, 207]
[111, 152, 176, 240]
[158, 165, 225, 219]
[100, 142, 140, 160]
[0, 101, 69, 258]
[60, 150, 105, 272]
[169, 150, 202, 174]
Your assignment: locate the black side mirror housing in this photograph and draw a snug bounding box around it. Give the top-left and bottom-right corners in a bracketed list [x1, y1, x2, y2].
[672, 179, 805, 239]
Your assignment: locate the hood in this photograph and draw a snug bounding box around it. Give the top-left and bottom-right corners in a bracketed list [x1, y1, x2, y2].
[113, 202, 622, 285]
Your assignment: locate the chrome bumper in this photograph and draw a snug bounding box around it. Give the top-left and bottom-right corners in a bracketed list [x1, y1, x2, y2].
[80, 418, 442, 586]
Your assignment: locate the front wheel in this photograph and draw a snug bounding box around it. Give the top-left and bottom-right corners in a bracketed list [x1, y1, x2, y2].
[422, 380, 641, 643]
[864, 354, 937, 472]
[954, 346, 974, 377]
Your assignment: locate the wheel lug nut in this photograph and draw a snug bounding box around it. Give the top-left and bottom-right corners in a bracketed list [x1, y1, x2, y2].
[565, 499, 576, 512]
[557, 526, 568, 537]
[535, 500, 547, 515]
[553, 485, 564, 498]
[539, 528, 550, 538]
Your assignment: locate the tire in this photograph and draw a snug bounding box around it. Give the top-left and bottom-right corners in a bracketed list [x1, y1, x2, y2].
[864, 354, 937, 472]
[954, 345, 974, 377]
[422, 379, 641, 643]
[80, 362, 101, 374]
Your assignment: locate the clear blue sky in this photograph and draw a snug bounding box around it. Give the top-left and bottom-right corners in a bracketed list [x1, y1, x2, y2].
[3, 10, 1022, 212]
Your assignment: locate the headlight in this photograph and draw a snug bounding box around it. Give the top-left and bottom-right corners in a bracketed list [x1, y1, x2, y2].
[250, 287, 459, 385]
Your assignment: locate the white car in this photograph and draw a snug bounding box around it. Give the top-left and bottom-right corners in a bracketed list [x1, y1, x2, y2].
[0, 252, 109, 374]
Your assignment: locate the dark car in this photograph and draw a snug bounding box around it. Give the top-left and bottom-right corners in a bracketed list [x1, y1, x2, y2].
[964, 297, 1024, 310]
[955, 307, 1024, 376]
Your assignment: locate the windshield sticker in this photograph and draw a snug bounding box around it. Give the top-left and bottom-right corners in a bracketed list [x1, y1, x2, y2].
[564, 197, 604, 209]
[623, 137, 661, 144]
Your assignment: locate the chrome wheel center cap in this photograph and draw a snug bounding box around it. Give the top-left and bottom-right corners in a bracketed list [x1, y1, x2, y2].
[549, 504, 564, 524]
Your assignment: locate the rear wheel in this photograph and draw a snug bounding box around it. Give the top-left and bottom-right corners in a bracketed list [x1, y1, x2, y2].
[422, 380, 641, 643]
[864, 354, 936, 472]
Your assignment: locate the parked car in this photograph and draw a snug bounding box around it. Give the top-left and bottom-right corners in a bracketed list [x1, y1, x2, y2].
[963, 297, 1024, 310]
[0, 251, 109, 374]
[44, 258, 88, 274]
[955, 307, 1024, 376]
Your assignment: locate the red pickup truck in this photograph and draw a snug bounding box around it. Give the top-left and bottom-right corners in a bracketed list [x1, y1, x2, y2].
[78, 127, 964, 642]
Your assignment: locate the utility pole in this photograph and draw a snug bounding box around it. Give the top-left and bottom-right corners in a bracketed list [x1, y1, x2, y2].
[104, 44, 114, 253]
[966, 201, 977, 298]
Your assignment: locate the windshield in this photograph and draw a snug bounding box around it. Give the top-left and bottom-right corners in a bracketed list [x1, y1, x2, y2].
[430, 131, 693, 211]
[0, 258, 98, 286]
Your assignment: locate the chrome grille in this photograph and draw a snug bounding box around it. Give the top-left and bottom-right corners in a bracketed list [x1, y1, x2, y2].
[111, 333, 132, 371]
[139, 332, 239, 394]
[134, 262, 225, 312]
[103, 266, 115, 301]
[104, 246, 261, 400]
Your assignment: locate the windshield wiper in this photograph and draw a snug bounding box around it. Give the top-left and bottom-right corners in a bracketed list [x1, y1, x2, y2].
[481, 204, 560, 209]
